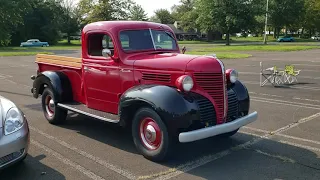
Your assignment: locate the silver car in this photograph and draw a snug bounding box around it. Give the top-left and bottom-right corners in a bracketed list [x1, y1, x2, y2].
[0, 95, 30, 170]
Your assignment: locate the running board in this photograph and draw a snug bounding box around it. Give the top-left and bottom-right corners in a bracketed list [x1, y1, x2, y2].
[57, 102, 119, 123]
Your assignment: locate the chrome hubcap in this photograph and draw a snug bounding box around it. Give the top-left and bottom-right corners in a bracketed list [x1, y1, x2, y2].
[45, 96, 55, 117]
[139, 118, 162, 150]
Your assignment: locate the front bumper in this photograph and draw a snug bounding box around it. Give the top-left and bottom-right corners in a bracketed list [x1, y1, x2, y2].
[179, 111, 258, 143]
[0, 121, 30, 170]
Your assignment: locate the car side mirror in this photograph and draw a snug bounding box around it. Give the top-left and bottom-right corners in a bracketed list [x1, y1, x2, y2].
[182, 46, 186, 54]
[102, 49, 112, 58]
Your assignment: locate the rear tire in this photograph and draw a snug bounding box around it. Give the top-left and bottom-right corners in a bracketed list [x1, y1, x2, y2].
[132, 107, 174, 162]
[41, 87, 67, 124]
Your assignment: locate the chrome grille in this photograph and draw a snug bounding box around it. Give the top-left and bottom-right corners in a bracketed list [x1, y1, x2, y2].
[191, 93, 216, 127]
[227, 89, 239, 122]
[194, 72, 225, 123]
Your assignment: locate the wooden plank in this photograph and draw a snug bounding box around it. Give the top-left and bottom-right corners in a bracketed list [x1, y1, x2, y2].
[36, 57, 82, 68]
[36, 54, 82, 68]
[36, 54, 81, 63]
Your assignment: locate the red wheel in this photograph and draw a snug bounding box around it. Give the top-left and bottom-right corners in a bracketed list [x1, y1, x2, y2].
[132, 107, 175, 162]
[41, 87, 67, 124]
[139, 117, 163, 150]
[45, 95, 55, 117]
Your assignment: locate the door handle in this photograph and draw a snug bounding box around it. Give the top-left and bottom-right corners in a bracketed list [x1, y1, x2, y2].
[84, 66, 89, 71]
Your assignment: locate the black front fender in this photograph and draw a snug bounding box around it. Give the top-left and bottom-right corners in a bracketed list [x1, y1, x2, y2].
[230, 80, 250, 113]
[32, 71, 73, 102]
[119, 85, 199, 134]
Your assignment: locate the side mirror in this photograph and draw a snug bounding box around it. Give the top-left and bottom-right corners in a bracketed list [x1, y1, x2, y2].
[182, 46, 186, 54]
[102, 49, 112, 58]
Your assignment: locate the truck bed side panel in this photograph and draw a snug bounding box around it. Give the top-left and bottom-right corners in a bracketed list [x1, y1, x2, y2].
[36, 54, 85, 104]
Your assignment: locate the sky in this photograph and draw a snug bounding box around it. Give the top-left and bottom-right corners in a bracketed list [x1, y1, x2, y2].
[72, 0, 181, 18]
[133, 0, 181, 17]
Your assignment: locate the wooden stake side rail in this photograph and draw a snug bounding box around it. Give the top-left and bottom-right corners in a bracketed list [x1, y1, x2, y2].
[36, 54, 82, 69]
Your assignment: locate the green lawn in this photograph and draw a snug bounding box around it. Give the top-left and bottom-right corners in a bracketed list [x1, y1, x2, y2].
[0, 51, 53, 56]
[186, 51, 252, 59]
[199, 45, 320, 52]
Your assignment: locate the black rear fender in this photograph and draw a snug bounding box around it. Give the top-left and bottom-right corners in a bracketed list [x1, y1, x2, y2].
[32, 71, 73, 102]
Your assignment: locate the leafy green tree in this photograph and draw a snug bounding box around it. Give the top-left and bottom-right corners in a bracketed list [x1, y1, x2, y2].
[153, 9, 175, 24]
[128, 4, 148, 21]
[78, 0, 134, 25]
[301, 0, 320, 37]
[60, 0, 80, 44]
[269, 0, 305, 38]
[195, 0, 260, 45]
[0, 0, 31, 46]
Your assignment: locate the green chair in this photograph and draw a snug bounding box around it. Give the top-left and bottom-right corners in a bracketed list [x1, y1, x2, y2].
[284, 65, 300, 84]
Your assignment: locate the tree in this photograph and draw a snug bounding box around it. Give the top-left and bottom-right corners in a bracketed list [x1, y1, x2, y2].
[128, 4, 148, 21]
[269, 0, 305, 38]
[60, 0, 80, 44]
[195, 0, 260, 45]
[301, 0, 320, 37]
[0, 0, 31, 46]
[153, 9, 175, 24]
[78, 0, 135, 25]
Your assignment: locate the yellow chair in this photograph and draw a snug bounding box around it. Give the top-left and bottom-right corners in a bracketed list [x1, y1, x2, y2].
[284, 65, 300, 84]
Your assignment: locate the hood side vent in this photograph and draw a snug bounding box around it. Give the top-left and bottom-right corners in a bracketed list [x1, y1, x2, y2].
[142, 72, 171, 82]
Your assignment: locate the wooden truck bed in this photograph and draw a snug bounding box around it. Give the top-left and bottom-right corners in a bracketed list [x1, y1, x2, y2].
[36, 54, 82, 68]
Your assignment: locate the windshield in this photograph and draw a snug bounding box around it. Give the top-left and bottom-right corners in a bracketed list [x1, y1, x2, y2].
[119, 29, 178, 52]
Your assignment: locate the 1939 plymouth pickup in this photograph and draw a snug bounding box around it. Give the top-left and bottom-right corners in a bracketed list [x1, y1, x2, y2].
[30, 21, 258, 162]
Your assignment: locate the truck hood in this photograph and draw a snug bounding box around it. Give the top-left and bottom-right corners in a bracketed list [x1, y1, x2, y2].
[0, 96, 17, 128]
[129, 53, 200, 72]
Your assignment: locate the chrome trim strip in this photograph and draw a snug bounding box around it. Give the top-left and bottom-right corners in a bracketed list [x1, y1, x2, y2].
[57, 103, 119, 123]
[216, 58, 227, 120]
[149, 28, 156, 50]
[179, 111, 258, 143]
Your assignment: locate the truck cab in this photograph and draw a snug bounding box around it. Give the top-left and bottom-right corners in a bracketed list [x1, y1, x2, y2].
[31, 21, 258, 162]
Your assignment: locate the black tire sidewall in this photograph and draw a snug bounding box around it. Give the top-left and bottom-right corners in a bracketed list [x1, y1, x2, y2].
[41, 87, 67, 124]
[132, 107, 172, 162]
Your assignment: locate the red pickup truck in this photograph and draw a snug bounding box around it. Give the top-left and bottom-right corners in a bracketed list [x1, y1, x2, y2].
[31, 21, 258, 162]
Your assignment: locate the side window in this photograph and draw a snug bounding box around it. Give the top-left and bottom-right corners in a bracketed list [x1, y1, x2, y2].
[87, 33, 115, 57]
[120, 34, 129, 49]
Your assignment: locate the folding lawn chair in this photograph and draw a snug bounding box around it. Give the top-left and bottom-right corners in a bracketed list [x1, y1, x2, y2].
[283, 65, 301, 84]
[260, 62, 284, 87]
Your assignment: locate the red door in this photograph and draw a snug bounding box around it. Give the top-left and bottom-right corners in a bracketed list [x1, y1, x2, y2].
[82, 32, 121, 114]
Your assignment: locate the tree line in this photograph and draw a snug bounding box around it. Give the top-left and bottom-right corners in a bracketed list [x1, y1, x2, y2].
[1, 0, 319, 47]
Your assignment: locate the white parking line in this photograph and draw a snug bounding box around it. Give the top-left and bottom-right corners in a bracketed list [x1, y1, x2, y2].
[293, 97, 320, 103]
[251, 99, 320, 110]
[29, 126, 137, 180]
[278, 134, 320, 146]
[31, 139, 106, 180]
[251, 96, 320, 108]
[153, 112, 320, 180]
[278, 140, 320, 153]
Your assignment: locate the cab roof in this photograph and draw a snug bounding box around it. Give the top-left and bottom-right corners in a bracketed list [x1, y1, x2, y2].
[82, 21, 174, 35]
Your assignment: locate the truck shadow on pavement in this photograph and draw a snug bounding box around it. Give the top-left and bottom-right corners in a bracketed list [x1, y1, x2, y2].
[0, 154, 66, 180]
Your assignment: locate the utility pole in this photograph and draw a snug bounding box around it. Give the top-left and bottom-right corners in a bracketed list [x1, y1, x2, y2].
[263, 0, 269, 45]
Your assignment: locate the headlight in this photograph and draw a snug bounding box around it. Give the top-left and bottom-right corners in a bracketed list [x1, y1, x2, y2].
[4, 107, 24, 135]
[175, 75, 194, 92]
[226, 69, 238, 83]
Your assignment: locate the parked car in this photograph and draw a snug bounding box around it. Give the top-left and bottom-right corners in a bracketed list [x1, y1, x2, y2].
[311, 35, 319, 40]
[20, 39, 49, 47]
[30, 21, 258, 162]
[277, 35, 295, 42]
[0, 95, 30, 170]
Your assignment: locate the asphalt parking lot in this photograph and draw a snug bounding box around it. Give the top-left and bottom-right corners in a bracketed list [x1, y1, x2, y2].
[0, 49, 320, 180]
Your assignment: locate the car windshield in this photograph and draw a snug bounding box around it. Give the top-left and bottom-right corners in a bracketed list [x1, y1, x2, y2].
[119, 29, 178, 52]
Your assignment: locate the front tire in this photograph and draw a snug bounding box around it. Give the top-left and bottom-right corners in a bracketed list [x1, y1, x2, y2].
[41, 87, 67, 124]
[132, 107, 174, 162]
